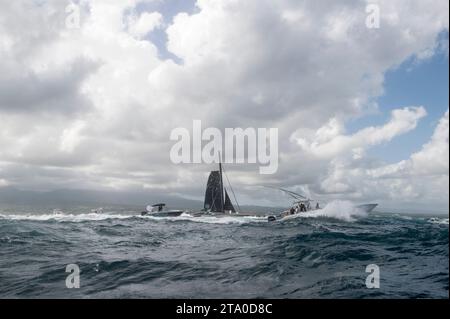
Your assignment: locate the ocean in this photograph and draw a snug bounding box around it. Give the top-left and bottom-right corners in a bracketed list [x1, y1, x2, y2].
[0, 202, 448, 299]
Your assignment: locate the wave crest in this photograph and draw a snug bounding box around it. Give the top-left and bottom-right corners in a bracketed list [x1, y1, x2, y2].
[142, 213, 266, 224]
[0, 211, 266, 224]
[428, 217, 449, 225]
[0, 212, 134, 222]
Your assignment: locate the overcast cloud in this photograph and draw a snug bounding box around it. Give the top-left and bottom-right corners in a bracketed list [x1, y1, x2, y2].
[0, 0, 448, 211]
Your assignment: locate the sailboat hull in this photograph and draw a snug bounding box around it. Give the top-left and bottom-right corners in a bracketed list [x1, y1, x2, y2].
[356, 203, 378, 213]
[194, 211, 255, 217]
[141, 210, 184, 217]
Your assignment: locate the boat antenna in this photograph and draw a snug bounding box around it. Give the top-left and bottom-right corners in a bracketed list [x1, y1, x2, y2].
[222, 164, 241, 212]
[263, 186, 309, 200]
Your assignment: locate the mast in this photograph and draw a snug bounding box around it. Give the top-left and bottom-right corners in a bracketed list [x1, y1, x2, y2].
[218, 152, 225, 212]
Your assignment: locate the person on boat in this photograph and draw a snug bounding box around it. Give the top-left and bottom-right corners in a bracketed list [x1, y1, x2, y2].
[299, 202, 305, 212]
[316, 202, 320, 210]
[290, 207, 295, 215]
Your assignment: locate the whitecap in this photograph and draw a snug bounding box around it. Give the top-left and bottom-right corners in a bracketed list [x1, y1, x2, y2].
[0, 212, 135, 222]
[428, 217, 449, 225]
[140, 213, 266, 225]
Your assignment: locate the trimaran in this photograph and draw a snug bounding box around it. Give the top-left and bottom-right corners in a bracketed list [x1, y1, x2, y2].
[141, 155, 247, 218]
[141, 157, 378, 221]
[196, 156, 254, 217]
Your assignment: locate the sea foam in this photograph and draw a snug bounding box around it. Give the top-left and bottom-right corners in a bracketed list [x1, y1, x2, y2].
[0, 211, 266, 224]
[0, 212, 134, 222]
[428, 217, 449, 225]
[142, 213, 267, 225]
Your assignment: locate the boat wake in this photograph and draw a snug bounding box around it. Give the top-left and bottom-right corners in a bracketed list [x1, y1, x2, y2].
[0, 211, 267, 225]
[0, 200, 374, 224]
[142, 213, 267, 225]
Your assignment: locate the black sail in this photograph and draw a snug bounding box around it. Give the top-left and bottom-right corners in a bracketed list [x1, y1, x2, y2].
[224, 190, 236, 212]
[204, 171, 223, 212]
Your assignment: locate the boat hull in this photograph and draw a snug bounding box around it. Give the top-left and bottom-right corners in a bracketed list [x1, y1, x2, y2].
[141, 210, 184, 217]
[355, 203, 378, 213]
[191, 211, 257, 218]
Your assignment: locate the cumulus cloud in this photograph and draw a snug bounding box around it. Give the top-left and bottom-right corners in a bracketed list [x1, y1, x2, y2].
[370, 110, 449, 178]
[314, 110, 449, 208]
[0, 0, 448, 210]
[128, 12, 163, 39]
[0, 58, 96, 114]
[294, 106, 427, 159]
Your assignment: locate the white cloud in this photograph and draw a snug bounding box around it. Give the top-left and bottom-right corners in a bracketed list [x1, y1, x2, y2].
[0, 0, 448, 210]
[317, 110, 449, 207]
[411, 110, 449, 175]
[0, 178, 9, 187]
[294, 106, 427, 159]
[60, 120, 86, 153]
[370, 110, 449, 178]
[128, 12, 163, 39]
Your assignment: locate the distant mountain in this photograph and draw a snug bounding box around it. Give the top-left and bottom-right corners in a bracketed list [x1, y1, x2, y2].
[0, 187, 283, 214]
[0, 187, 199, 208]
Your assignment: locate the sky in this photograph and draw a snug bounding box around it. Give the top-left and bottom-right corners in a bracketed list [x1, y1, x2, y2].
[0, 0, 448, 212]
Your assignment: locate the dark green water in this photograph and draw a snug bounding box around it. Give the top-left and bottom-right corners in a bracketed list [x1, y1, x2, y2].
[0, 204, 448, 298]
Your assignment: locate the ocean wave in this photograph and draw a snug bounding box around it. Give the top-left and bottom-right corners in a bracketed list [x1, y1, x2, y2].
[142, 213, 267, 225]
[394, 214, 414, 220]
[0, 212, 135, 222]
[0, 211, 267, 225]
[428, 217, 449, 225]
[0, 205, 448, 299]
